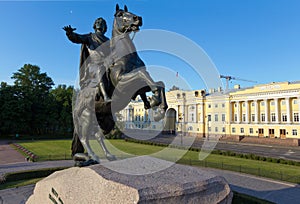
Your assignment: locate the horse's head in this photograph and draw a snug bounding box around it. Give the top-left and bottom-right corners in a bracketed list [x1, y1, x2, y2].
[114, 4, 142, 34]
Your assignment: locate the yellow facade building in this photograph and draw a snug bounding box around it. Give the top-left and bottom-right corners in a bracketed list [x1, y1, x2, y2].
[120, 81, 300, 145]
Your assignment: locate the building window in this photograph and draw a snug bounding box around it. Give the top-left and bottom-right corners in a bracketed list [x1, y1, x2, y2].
[281, 100, 286, 105]
[222, 114, 226, 122]
[294, 113, 299, 122]
[249, 128, 253, 134]
[208, 127, 211, 132]
[293, 99, 298, 104]
[282, 113, 287, 122]
[222, 103, 225, 108]
[191, 114, 194, 122]
[251, 102, 255, 107]
[222, 127, 225, 132]
[234, 104, 237, 107]
[242, 103, 245, 107]
[215, 114, 218, 122]
[234, 114, 237, 122]
[215, 127, 218, 132]
[232, 127, 236, 133]
[261, 113, 265, 122]
[240, 128, 244, 133]
[271, 113, 276, 122]
[207, 115, 211, 122]
[261, 101, 265, 106]
[292, 129, 297, 136]
[251, 114, 255, 122]
[208, 104, 211, 108]
[215, 104, 218, 108]
[271, 101, 275, 106]
[242, 114, 246, 122]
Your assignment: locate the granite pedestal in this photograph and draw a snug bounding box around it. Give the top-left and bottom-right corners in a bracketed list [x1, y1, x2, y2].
[27, 156, 232, 204]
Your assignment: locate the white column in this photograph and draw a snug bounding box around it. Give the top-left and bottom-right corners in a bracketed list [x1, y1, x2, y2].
[254, 100, 259, 123]
[298, 97, 300, 124]
[196, 104, 199, 123]
[237, 101, 241, 123]
[275, 98, 279, 123]
[264, 99, 269, 123]
[200, 103, 204, 123]
[286, 98, 291, 123]
[127, 109, 130, 122]
[245, 101, 249, 123]
[229, 102, 233, 123]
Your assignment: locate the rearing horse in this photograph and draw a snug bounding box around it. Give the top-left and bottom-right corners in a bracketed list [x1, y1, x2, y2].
[108, 4, 168, 117]
[72, 4, 168, 165]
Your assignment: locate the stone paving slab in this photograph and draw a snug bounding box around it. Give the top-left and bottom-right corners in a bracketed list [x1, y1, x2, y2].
[0, 185, 34, 204]
[0, 141, 25, 165]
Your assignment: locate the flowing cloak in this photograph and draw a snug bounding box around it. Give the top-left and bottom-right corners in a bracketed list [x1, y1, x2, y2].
[68, 32, 109, 156]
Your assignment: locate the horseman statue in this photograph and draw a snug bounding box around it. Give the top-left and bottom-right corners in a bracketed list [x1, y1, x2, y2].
[63, 4, 168, 166]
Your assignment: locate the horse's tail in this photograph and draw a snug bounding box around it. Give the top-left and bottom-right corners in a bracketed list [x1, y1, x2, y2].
[71, 131, 84, 157]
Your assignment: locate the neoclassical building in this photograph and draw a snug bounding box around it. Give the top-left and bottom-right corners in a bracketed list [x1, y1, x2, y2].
[119, 81, 300, 145]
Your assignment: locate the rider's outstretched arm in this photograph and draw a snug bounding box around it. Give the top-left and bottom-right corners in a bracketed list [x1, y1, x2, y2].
[63, 25, 90, 44]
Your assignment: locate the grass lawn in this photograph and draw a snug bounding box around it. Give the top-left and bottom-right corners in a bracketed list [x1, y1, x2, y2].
[15, 139, 300, 183]
[16, 139, 73, 161]
[0, 178, 43, 190]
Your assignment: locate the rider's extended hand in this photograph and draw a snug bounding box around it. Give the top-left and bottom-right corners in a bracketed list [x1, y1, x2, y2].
[63, 25, 76, 34]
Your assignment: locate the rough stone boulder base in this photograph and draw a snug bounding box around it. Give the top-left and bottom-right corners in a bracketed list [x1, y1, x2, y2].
[27, 156, 232, 204]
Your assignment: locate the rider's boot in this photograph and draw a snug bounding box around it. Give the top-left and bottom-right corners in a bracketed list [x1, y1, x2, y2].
[99, 82, 112, 103]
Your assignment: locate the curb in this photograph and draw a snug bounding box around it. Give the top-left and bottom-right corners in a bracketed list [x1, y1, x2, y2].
[11, 143, 38, 162]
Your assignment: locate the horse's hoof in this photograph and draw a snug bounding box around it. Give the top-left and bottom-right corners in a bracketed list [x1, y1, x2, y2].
[73, 153, 89, 162]
[150, 97, 161, 108]
[153, 110, 166, 121]
[75, 159, 99, 167]
[91, 155, 100, 163]
[106, 154, 117, 161]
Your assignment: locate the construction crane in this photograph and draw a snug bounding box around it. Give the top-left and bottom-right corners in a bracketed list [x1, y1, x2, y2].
[220, 75, 257, 90]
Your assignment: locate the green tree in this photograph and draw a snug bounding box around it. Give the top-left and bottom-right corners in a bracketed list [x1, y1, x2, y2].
[0, 84, 26, 135]
[50, 85, 74, 135]
[11, 64, 55, 135]
[0, 64, 75, 138]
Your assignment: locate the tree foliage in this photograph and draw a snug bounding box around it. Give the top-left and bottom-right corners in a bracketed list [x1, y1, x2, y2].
[0, 64, 74, 138]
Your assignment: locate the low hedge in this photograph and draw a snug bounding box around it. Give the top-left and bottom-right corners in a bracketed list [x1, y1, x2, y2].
[1, 167, 66, 184]
[124, 138, 300, 166]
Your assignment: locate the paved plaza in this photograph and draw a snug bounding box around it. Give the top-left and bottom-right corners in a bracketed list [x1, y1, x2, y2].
[1, 140, 300, 203]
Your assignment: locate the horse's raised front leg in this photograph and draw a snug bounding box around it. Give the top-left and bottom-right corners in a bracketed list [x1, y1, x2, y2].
[152, 81, 168, 121]
[156, 81, 168, 111]
[95, 130, 117, 161]
[133, 70, 162, 107]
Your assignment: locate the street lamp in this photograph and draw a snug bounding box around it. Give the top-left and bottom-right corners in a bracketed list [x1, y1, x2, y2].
[182, 93, 186, 145]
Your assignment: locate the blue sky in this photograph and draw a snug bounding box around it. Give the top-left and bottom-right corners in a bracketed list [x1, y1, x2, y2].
[0, 0, 300, 91]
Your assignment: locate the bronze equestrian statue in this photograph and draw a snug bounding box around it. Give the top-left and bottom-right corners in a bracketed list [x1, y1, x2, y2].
[64, 4, 168, 166]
